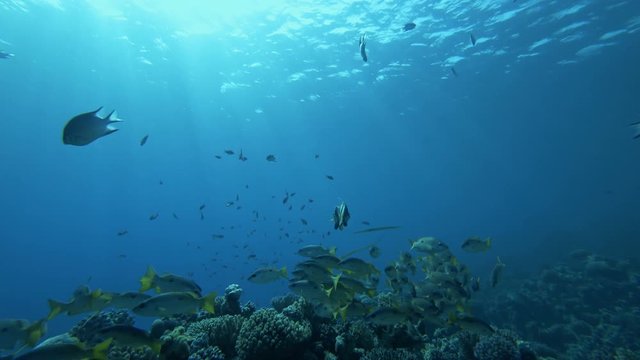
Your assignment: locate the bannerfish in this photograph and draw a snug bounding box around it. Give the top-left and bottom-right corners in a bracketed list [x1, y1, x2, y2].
[359, 33, 368, 62]
[403, 22, 416, 31]
[333, 201, 350, 230]
[62, 107, 122, 146]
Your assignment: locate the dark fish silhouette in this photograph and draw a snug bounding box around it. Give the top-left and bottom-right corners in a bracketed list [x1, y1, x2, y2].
[0, 50, 14, 59]
[403, 22, 416, 31]
[326, 175, 334, 180]
[359, 33, 367, 62]
[266, 154, 276, 162]
[140, 134, 149, 146]
[62, 107, 122, 146]
[470, 33, 477, 46]
[353, 226, 401, 234]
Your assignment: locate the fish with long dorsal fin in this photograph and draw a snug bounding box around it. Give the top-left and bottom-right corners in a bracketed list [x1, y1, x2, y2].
[62, 107, 122, 146]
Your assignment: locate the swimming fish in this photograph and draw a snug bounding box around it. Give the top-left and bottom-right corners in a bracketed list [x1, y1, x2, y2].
[95, 325, 161, 353]
[403, 22, 416, 31]
[248, 267, 288, 284]
[0, 319, 46, 351]
[62, 107, 122, 146]
[266, 154, 276, 162]
[224, 149, 235, 155]
[461, 237, 491, 253]
[450, 67, 458, 77]
[139, 266, 202, 295]
[132, 292, 216, 317]
[333, 201, 350, 230]
[369, 245, 381, 258]
[47, 286, 112, 320]
[490, 257, 505, 288]
[12, 338, 112, 360]
[470, 33, 477, 46]
[297, 245, 336, 258]
[354, 226, 401, 234]
[140, 134, 149, 146]
[359, 33, 367, 62]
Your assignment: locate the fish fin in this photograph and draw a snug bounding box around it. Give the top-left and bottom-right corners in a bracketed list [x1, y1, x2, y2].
[201, 292, 217, 314]
[139, 266, 156, 292]
[92, 338, 113, 360]
[47, 299, 64, 320]
[92, 106, 103, 115]
[331, 274, 342, 291]
[280, 266, 288, 278]
[103, 128, 119, 136]
[25, 319, 47, 347]
[105, 110, 123, 123]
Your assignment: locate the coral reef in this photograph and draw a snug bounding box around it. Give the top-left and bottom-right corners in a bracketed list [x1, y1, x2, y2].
[235, 308, 312, 360]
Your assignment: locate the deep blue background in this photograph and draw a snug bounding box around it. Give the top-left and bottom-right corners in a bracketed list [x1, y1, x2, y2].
[1, 0, 639, 337]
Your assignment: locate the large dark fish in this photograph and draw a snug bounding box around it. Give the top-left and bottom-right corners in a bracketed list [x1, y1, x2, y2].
[62, 107, 122, 146]
[403, 22, 416, 31]
[359, 34, 368, 62]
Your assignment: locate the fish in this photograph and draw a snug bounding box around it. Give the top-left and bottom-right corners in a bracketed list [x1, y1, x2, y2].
[470, 33, 477, 46]
[282, 193, 289, 204]
[326, 175, 334, 180]
[310, 254, 341, 269]
[354, 226, 401, 234]
[338, 258, 379, 277]
[450, 67, 458, 77]
[139, 266, 202, 295]
[366, 308, 410, 326]
[288, 280, 328, 302]
[149, 213, 159, 221]
[333, 201, 350, 230]
[0, 51, 15, 59]
[199, 204, 206, 211]
[224, 149, 235, 155]
[95, 325, 161, 353]
[631, 121, 640, 139]
[314, 154, 320, 159]
[297, 245, 336, 258]
[248, 267, 288, 284]
[410, 237, 448, 253]
[359, 33, 368, 62]
[172, 212, 179, 219]
[211, 234, 225, 239]
[132, 292, 216, 317]
[266, 154, 276, 162]
[117, 230, 128, 236]
[449, 313, 494, 335]
[140, 134, 149, 146]
[461, 237, 491, 253]
[47, 287, 112, 319]
[225, 201, 234, 207]
[361, 221, 370, 225]
[301, 218, 308, 226]
[0, 319, 46, 351]
[214, 155, 222, 159]
[403, 22, 416, 31]
[12, 338, 112, 360]
[238, 149, 247, 161]
[490, 257, 505, 287]
[369, 246, 381, 258]
[107, 292, 152, 310]
[62, 107, 122, 146]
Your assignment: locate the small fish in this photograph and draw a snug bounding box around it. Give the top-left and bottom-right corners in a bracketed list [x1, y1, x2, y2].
[200, 212, 204, 220]
[199, 204, 206, 211]
[297, 245, 336, 258]
[359, 33, 368, 62]
[403, 22, 416, 31]
[239, 149, 247, 161]
[95, 325, 161, 353]
[410, 236, 448, 253]
[450, 67, 458, 77]
[224, 149, 234, 155]
[211, 234, 224, 239]
[308, 198, 314, 203]
[140, 134, 149, 146]
[366, 308, 410, 325]
[133, 292, 216, 317]
[236, 194, 240, 201]
[470, 277, 481, 292]
[300, 204, 306, 210]
[369, 245, 381, 258]
[326, 175, 334, 180]
[172, 212, 179, 219]
[338, 257, 379, 277]
[461, 237, 492, 253]
[361, 221, 370, 225]
[149, 213, 159, 221]
[214, 155, 222, 159]
[118, 254, 127, 259]
[282, 193, 289, 204]
[62, 107, 122, 146]
[301, 218, 308, 225]
[248, 267, 288, 284]
[314, 154, 320, 159]
[354, 226, 401, 234]
[333, 201, 350, 230]
[139, 266, 202, 295]
[0, 319, 46, 350]
[490, 257, 505, 288]
[13, 338, 112, 360]
[470, 33, 477, 46]
[117, 230, 128, 236]
[266, 154, 276, 162]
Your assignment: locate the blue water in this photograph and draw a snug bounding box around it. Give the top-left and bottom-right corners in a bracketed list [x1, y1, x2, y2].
[1, 0, 639, 338]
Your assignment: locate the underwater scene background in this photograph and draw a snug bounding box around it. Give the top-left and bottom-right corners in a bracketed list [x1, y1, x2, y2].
[1, 0, 640, 359]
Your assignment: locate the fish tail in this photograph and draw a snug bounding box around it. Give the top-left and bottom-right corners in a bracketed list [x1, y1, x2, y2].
[92, 338, 113, 360]
[139, 266, 156, 292]
[47, 299, 64, 320]
[25, 319, 47, 347]
[201, 292, 217, 314]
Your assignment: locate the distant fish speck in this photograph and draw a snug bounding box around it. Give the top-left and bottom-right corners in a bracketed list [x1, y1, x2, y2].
[140, 134, 149, 146]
